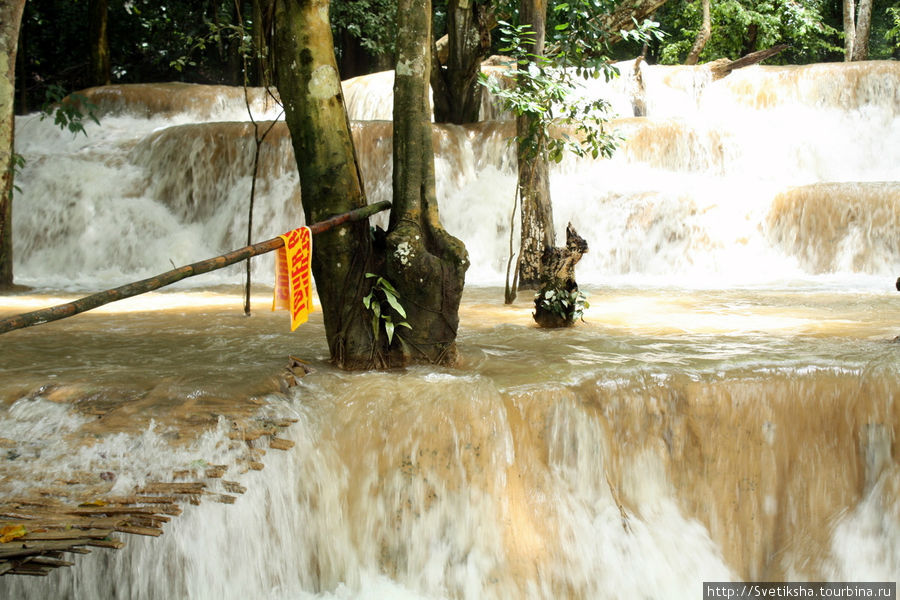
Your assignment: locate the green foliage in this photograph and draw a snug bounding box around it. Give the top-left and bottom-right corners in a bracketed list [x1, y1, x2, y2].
[17, 0, 256, 112]
[480, 3, 663, 165]
[362, 273, 412, 345]
[39, 85, 101, 137]
[12, 85, 100, 201]
[331, 0, 398, 57]
[536, 287, 590, 322]
[655, 0, 843, 64]
[886, 6, 900, 49]
[170, 20, 253, 74]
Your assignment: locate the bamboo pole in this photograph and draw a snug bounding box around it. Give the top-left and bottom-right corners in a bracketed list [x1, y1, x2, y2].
[0, 201, 391, 335]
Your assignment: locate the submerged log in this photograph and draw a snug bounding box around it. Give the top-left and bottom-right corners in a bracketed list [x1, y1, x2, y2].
[0, 201, 392, 335]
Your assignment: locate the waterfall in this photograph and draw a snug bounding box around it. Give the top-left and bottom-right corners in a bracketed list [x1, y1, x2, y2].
[12, 61, 900, 289]
[2, 363, 898, 598]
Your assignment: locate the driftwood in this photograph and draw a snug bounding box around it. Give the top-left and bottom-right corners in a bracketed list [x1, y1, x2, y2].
[708, 44, 790, 80]
[0, 201, 392, 335]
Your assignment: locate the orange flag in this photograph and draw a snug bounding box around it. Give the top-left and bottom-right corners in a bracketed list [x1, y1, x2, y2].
[272, 227, 314, 331]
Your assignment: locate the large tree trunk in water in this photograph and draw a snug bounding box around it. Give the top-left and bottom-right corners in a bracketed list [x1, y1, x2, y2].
[516, 0, 554, 291]
[431, 0, 493, 124]
[272, 0, 377, 368]
[88, 0, 111, 87]
[1, 0, 26, 290]
[516, 127, 554, 289]
[685, 0, 711, 65]
[388, 0, 469, 365]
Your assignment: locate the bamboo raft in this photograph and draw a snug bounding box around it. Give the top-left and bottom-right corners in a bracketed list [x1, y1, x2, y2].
[0, 416, 297, 577]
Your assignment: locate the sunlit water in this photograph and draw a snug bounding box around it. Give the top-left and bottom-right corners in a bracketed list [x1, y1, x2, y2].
[2, 60, 899, 598]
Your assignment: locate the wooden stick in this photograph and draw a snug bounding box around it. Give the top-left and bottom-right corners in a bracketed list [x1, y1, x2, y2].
[0, 200, 391, 335]
[21, 529, 115, 541]
[137, 482, 205, 495]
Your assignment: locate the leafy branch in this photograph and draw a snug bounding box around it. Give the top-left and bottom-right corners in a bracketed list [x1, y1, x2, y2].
[13, 86, 102, 200]
[39, 84, 101, 137]
[168, 17, 256, 75]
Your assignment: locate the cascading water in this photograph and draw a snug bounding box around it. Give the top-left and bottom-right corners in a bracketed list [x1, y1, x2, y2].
[1, 60, 899, 598]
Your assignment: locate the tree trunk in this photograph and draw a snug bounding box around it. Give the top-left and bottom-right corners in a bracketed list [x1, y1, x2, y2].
[841, 0, 876, 61]
[685, 0, 711, 65]
[88, 0, 111, 87]
[533, 223, 587, 328]
[387, 0, 469, 365]
[226, 0, 244, 85]
[431, 0, 493, 124]
[272, 0, 378, 368]
[516, 0, 554, 291]
[252, 0, 274, 86]
[516, 128, 554, 289]
[850, 0, 873, 61]
[843, 0, 855, 60]
[1, 0, 27, 291]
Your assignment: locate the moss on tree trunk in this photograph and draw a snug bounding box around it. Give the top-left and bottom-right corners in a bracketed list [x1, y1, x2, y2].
[273, 0, 467, 368]
[273, 0, 378, 368]
[386, 0, 469, 365]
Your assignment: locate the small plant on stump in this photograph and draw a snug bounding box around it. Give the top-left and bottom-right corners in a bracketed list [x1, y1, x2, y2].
[534, 287, 590, 328]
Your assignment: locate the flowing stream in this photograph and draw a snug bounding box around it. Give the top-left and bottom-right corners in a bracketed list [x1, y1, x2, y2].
[1, 60, 899, 598]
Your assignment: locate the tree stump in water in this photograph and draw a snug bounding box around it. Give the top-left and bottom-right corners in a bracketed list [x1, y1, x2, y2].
[533, 223, 588, 328]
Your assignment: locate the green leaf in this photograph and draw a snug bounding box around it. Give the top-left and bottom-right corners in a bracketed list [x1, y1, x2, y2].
[383, 289, 407, 318]
[376, 277, 400, 297]
[385, 318, 395, 344]
[371, 313, 380, 340]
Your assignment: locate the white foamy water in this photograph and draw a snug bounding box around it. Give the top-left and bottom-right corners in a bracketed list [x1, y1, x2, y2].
[12, 62, 900, 290]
